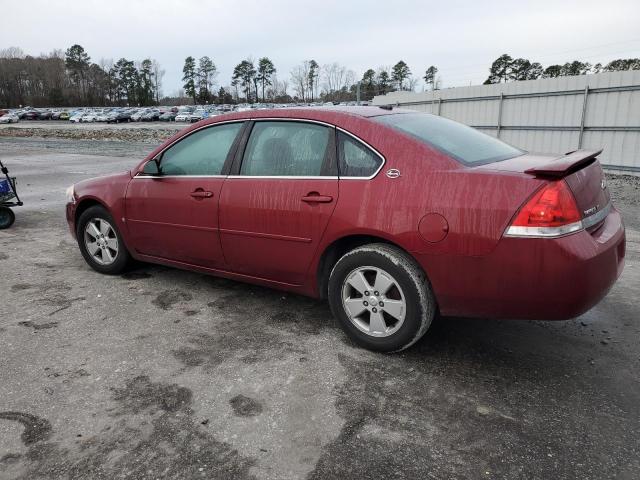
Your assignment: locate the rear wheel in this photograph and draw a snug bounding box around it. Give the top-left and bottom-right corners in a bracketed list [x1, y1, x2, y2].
[76, 205, 130, 274]
[328, 243, 436, 352]
[0, 207, 15, 229]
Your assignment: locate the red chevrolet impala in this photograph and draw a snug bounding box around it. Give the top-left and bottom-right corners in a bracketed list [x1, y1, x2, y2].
[66, 107, 625, 352]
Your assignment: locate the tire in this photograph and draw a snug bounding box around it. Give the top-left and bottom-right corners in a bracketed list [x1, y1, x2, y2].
[76, 205, 130, 274]
[328, 243, 435, 352]
[0, 207, 15, 229]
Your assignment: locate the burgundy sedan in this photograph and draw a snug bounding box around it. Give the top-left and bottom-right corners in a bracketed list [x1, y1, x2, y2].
[65, 107, 625, 352]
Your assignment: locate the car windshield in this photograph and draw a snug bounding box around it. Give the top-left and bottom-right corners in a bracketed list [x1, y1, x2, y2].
[373, 113, 523, 166]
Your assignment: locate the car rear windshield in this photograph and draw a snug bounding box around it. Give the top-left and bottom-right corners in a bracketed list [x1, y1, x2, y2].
[373, 113, 523, 165]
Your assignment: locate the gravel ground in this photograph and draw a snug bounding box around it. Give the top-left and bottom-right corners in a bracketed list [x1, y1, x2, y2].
[0, 132, 639, 480]
[0, 121, 184, 144]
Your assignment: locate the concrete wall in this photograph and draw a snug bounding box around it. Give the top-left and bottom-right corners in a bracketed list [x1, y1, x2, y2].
[372, 71, 640, 172]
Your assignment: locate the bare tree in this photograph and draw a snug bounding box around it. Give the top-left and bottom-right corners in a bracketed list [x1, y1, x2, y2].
[290, 61, 311, 101]
[151, 59, 165, 104]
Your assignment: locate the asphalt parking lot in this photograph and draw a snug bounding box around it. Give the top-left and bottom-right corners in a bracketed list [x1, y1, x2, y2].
[0, 130, 639, 479]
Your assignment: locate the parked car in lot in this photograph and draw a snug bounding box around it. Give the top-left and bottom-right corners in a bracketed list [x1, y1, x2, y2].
[69, 113, 84, 123]
[22, 110, 40, 120]
[175, 112, 199, 122]
[141, 110, 160, 121]
[0, 113, 20, 124]
[65, 107, 625, 352]
[95, 111, 111, 122]
[69, 112, 97, 123]
[59, 111, 70, 120]
[130, 110, 147, 122]
[106, 111, 131, 123]
[159, 112, 177, 121]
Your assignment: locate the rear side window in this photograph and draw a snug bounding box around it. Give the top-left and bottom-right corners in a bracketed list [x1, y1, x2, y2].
[338, 132, 383, 177]
[241, 121, 331, 176]
[157, 122, 243, 175]
[373, 113, 523, 165]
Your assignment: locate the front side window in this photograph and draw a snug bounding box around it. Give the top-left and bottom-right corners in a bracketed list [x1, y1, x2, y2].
[373, 113, 523, 166]
[154, 122, 243, 175]
[338, 132, 383, 177]
[240, 121, 331, 176]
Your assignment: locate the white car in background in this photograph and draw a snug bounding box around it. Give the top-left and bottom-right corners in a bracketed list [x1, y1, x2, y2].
[130, 110, 146, 122]
[175, 112, 197, 122]
[95, 112, 110, 122]
[0, 114, 20, 124]
[81, 112, 98, 123]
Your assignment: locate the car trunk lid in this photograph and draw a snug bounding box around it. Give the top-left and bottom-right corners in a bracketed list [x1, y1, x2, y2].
[480, 150, 611, 230]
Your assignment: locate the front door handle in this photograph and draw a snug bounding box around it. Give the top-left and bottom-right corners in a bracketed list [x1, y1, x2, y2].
[190, 189, 213, 199]
[301, 193, 333, 203]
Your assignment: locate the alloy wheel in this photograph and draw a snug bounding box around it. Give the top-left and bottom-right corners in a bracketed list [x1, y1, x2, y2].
[84, 218, 119, 265]
[341, 266, 406, 337]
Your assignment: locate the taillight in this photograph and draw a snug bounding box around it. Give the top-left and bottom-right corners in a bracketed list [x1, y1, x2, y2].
[505, 180, 583, 237]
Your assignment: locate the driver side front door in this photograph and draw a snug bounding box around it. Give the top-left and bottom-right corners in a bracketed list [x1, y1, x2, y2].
[125, 122, 244, 268]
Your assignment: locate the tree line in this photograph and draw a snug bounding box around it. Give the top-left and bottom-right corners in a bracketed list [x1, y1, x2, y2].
[483, 54, 640, 83]
[1, 43, 639, 108]
[0, 45, 166, 108]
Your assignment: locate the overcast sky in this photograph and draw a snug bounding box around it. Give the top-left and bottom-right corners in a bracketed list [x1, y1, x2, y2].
[2, 0, 640, 95]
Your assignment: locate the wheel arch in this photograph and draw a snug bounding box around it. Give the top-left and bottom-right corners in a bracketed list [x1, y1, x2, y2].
[316, 234, 426, 300]
[73, 197, 109, 232]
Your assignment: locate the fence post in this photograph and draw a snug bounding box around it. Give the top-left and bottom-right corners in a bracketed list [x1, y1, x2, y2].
[496, 93, 504, 138]
[437, 98, 442, 116]
[578, 85, 590, 148]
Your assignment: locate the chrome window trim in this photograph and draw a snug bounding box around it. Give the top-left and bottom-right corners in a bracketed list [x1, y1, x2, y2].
[238, 118, 335, 178]
[227, 117, 386, 180]
[335, 127, 387, 180]
[134, 174, 228, 179]
[136, 120, 247, 176]
[137, 116, 388, 181]
[227, 175, 338, 180]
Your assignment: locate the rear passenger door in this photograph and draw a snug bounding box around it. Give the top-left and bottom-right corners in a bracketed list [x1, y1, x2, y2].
[218, 120, 339, 285]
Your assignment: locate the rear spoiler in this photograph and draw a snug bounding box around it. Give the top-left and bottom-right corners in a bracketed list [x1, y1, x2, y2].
[524, 149, 603, 178]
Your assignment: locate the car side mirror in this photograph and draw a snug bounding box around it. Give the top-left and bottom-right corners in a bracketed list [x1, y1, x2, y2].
[141, 156, 162, 176]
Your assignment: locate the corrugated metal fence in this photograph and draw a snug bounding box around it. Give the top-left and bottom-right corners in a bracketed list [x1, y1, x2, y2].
[372, 71, 640, 172]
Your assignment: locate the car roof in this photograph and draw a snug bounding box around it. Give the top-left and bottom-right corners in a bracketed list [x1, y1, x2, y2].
[196, 106, 416, 128]
[271, 105, 415, 118]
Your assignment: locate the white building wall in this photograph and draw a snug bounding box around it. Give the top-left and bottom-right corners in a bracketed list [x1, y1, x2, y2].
[372, 71, 640, 171]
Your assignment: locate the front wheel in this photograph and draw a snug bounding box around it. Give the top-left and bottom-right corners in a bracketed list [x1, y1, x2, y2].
[328, 244, 436, 352]
[76, 205, 130, 274]
[0, 207, 15, 229]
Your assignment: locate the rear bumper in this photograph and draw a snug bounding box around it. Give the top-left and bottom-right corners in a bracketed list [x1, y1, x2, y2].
[419, 207, 626, 320]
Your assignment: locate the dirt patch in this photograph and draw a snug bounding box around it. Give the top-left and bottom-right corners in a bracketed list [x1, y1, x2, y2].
[10, 377, 256, 480]
[11, 283, 32, 292]
[229, 395, 263, 417]
[18, 321, 58, 331]
[111, 375, 192, 414]
[152, 289, 193, 310]
[0, 412, 52, 445]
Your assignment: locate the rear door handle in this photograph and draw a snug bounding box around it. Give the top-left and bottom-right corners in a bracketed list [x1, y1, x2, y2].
[301, 194, 333, 203]
[190, 190, 213, 198]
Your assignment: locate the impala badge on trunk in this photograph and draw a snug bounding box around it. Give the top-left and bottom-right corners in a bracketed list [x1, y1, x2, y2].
[584, 205, 599, 216]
